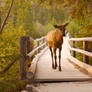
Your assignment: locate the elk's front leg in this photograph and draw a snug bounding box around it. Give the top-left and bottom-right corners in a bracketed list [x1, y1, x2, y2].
[54, 48, 57, 69]
[59, 48, 61, 71]
[49, 47, 54, 69]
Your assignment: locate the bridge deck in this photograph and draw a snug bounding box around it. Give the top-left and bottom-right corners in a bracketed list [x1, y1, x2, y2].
[35, 43, 91, 81]
[30, 37, 92, 92]
[35, 49, 90, 81]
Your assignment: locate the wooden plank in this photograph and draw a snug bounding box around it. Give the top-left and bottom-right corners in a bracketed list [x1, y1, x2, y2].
[28, 47, 48, 80]
[35, 48, 90, 81]
[29, 47, 48, 74]
[32, 85, 42, 92]
[35, 36, 46, 42]
[26, 85, 42, 92]
[35, 78, 92, 82]
[27, 47, 48, 84]
[69, 37, 92, 42]
[35, 80, 92, 92]
[70, 47, 92, 57]
[68, 56, 92, 76]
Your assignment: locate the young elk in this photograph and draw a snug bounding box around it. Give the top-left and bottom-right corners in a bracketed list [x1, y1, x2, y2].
[46, 23, 69, 71]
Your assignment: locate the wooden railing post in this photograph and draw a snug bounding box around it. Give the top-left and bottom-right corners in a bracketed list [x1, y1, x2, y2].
[37, 41, 40, 53]
[43, 38, 45, 43]
[83, 41, 89, 64]
[27, 37, 31, 53]
[73, 41, 76, 57]
[20, 36, 27, 80]
[42, 38, 45, 48]
[71, 41, 76, 57]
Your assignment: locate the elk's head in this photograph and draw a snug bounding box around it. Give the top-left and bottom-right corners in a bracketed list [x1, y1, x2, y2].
[54, 23, 69, 36]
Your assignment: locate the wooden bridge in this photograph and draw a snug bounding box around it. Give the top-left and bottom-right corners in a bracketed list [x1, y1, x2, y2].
[19, 35, 92, 92]
[1, 35, 92, 92]
[33, 37, 91, 82]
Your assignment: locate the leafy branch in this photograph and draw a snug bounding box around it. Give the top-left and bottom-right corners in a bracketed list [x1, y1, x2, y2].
[0, 0, 14, 34]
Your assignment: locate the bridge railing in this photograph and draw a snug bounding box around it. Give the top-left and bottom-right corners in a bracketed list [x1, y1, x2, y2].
[69, 37, 92, 64]
[19, 36, 46, 80]
[0, 36, 46, 80]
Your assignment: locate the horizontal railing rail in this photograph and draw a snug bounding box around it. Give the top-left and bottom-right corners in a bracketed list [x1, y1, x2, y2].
[27, 42, 46, 58]
[70, 48, 92, 57]
[69, 37, 92, 64]
[35, 36, 46, 42]
[70, 37, 92, 42]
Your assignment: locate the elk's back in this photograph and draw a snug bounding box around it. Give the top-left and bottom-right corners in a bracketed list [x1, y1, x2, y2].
[46, 30, 63, 48]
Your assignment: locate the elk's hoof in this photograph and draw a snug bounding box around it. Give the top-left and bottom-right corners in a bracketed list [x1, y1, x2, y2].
[52, 64, 55, 69]
[59, 67, 62, 71]
[54, 65, 57, 69]
[55, 63, 57, 69]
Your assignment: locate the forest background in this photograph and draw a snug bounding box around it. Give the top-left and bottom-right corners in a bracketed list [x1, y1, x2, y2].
[0, 0, 92, 91]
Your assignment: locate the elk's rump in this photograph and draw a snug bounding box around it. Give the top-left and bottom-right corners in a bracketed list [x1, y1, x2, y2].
[46, 30, 63, 48]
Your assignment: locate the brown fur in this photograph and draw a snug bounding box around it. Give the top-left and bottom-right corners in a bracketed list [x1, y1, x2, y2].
[46, 30, 63, 48]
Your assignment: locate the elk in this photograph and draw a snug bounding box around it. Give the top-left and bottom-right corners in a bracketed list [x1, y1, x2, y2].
[46, 23, 69, 71]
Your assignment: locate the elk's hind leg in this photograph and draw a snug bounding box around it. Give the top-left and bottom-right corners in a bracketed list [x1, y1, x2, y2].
[59, 48, 61, 71]
[54, 48, 57, 69]
[49, 47, 54, 69]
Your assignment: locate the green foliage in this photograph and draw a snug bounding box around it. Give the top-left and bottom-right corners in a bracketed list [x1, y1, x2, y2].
[0, 1, 66, 90]
[33, 21, 44, 38]
[43, 23, 55, 35]
[0, 25, 26, 70]
[0, 0, 66, 78]
[66, 21, 81, 37]
[0, 0, 92, 91]
[23, 9, 34, 37]
[0, 25, 26, 91]
[0, 80, 27, 92]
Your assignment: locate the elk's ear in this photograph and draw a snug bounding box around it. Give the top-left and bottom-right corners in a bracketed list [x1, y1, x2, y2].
[54, 25, 62, 29]
[64, 23, 69, 27]
[54, 25, 58, 28]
